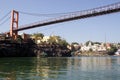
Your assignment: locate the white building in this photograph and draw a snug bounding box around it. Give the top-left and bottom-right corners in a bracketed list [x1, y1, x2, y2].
[42, 36, 50, 42]
[80, 42, 107, 52]
[36, 36, 50, 44]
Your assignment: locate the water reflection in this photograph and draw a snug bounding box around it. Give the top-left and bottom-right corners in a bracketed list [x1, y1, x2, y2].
[0, 57, 120, 80]
[67, 57, 120, 80]
[80, 57, 112, 71]
[0, 57, 36, 80]
[35, 57, 68, 80]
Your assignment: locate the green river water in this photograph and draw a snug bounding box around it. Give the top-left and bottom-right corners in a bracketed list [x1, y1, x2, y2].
[0, 56, 120, 80]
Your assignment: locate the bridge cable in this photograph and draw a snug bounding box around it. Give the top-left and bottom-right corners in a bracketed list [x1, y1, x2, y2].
[19, 1, 120, 18]
[17, 1, 120, 32]
[0, 16, 10, 26]
[0, 11, 11, 23]
[18, 11, 77, 17]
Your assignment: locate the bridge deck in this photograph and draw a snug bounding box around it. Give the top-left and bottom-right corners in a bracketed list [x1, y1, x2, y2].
[14, 2, 120, 31]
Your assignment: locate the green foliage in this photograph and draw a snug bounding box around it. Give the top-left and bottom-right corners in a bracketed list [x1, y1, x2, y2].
[118, 43, 120, 46]
[31, 33, 44, 43]
[48, 36, 58, 44]
[59, 39, 69, 46]
[48, 36, 68, 46]
[38, 33, 44, 38]
[93, 42, 101, 45]
[16, 35, 23, 43]
[108, 45, 117, 53]
[71, 42, 79, 45]
[32, 33, 44, 39]
[85, 41, 93, 46]
[31, 33, 69, 46]
[89, 48, 93, 52]
[85, 41, 101, 46]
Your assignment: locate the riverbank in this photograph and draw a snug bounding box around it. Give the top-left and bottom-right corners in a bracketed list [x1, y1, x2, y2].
[72, 51, 110, 56]
[0, 40, 71, 57]
[35, 44, 71, 57]
[0, 40, 36, 57]
[0, 39, 116, 57]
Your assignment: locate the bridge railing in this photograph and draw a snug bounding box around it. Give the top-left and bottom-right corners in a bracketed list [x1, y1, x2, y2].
[17, 2, 120, 31]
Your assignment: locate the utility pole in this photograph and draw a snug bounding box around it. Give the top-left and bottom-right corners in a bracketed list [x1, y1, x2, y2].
[105, 33, 106, 44]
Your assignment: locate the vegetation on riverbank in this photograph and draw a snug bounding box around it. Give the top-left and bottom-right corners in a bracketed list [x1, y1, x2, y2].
[0, 33, 119, 57]
[0, 33, 71, 57]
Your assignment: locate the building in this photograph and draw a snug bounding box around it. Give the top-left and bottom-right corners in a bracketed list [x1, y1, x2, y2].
[41, 36, 50, 42]
[80, 42, 108, 52]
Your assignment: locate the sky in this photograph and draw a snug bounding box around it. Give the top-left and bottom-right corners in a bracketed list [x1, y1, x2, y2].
[0, 0, 120, 43]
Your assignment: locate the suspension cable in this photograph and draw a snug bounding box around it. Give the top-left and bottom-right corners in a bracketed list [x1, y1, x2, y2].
[0, 11, 10, 22]
[0, 16, 10, 26]
[18, 1, 120, 18]
[18, 11, 75, 17]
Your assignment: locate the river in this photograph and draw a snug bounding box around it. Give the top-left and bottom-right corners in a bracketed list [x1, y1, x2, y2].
[0, 56, 120, 80]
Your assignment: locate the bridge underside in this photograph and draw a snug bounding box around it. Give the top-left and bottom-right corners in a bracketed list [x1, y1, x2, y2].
[17, 7, 120, 31]
[6, 2, 120, 39]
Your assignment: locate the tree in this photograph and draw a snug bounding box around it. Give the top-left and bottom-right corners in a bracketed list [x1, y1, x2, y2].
[108, 45, 117, 55]
[48, 35, 69, 46]
[89, 48, 93, 52]
[59, 39, 69, 46]
[93, 42, 101, 45]
[71, 42, 80, 51]
[48, 36, 57, 44]
[16, 35, 23, 43]
[85, 41, 93, 46]
[33, 33, 44, 39]
[31, 33, 44, 43]
[71, 42, 79, 45]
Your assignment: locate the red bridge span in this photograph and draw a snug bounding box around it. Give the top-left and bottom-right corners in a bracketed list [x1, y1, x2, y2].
[5, 2, 120, 39]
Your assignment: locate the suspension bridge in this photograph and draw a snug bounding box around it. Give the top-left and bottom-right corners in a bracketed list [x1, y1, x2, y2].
[1, 2, 120, 39]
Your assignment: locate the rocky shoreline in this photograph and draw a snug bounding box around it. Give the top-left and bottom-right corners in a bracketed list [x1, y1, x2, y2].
[0, 40, 71, 57]
[0, 40, 36, 57]
[0, 39, 116, 57]
[72, 51, 110, 56]
[35, 44, 71, 57]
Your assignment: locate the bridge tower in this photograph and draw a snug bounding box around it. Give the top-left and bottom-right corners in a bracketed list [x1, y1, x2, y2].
[10, 10, 19, 39]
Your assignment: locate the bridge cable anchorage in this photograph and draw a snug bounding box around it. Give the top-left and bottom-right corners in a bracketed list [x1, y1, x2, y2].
[0, 11, 11, 23]
[0, 16, 10, 26]
[18, 11, 76, 17]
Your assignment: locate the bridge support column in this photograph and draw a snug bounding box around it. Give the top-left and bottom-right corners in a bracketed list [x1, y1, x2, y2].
[10, 10, 19, 39]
